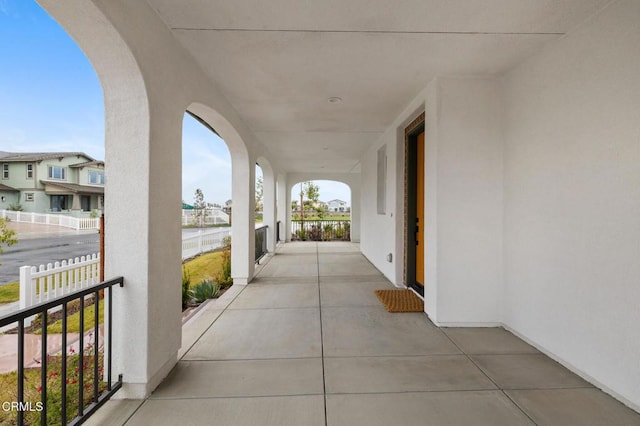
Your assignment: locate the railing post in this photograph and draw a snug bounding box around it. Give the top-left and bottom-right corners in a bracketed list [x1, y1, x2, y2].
[19, 266, 32, 310]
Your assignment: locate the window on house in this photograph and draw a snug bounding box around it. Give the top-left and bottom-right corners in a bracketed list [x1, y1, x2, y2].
[50, 194, 67, 211]
[26, 163, 33, 179]
[25, 193, 34, 202]
[89, 170, 105, 185]
[2, 164, 8, 179]
[376, 145, 387, 214]
[48, 165, 66, 180]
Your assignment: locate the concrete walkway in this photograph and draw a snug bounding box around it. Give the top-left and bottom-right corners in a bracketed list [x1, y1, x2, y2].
[89, 242, 640, 426]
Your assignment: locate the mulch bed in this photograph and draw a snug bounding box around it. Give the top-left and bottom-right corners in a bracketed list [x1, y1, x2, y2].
[4, 295, 98, 334]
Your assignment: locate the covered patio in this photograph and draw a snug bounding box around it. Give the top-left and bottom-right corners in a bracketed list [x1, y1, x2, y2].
[87, 242, 640, 425]
[26, 0, 640, 422]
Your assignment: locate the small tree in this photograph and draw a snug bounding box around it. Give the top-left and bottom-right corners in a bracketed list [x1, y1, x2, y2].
[304, 181, 320, 206]
[216, 236, 233, 288]
[193, 188, 212, 227]
[315, 204, 327, 220]
[255, 175, 263, 212]
[0, 218, 18, 259]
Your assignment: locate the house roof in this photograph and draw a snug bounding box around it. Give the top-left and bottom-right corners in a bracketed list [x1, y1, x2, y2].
[327, 199, 347, 204]
[69, 160, 105, 168]
[40, 181, 105, 195]
[0, 151, 96, 163]
[0, 183, 19, 192]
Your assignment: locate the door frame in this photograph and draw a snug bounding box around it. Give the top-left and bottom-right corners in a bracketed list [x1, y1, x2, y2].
[403, 112, 425, 296]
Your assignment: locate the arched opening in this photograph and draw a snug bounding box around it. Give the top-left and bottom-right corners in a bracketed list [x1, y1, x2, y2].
[289, 180, 352, 241]
[180, 112, 232, 314]
[255, 164, 264, 223]
[0, 2, 105, 217]
[186, 103, 254, 286]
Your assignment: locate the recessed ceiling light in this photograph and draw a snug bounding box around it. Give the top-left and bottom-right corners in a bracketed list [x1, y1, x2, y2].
[322, 146, 329, 150]
[327, 97, 342, 104]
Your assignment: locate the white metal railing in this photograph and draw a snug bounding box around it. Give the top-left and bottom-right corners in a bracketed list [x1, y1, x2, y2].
[19, 254, 101, 309]
[182, 228, 231, 259]
[0, 209, 100, 230]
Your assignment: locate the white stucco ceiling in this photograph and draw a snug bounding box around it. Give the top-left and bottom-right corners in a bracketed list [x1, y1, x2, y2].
[147, 0, 611, 173]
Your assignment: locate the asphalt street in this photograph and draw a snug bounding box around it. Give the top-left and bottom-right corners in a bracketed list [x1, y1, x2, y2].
[0, 228, 230, 285]
[0, 233, 100, 284]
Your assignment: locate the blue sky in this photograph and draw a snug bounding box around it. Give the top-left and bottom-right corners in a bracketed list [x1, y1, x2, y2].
[0, 0, 350, 206]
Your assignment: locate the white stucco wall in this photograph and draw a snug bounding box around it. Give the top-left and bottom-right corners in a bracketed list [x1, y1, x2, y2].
[361, 76, 505, 325]
[502, 0, 640, 410]
[425, 77, 504, 326]
[359, 134, 397, 280]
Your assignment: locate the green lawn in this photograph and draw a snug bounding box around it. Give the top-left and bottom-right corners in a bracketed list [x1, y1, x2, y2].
[183, 251, 224, 287]
[0, 281, 19, 304]
[42, 299, 104, 335]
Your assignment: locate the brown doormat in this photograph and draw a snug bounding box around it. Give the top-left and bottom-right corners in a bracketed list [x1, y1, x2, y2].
[375, 289, 424, 313]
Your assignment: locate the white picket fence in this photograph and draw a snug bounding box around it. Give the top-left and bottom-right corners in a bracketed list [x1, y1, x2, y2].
[181, 208, 229, 226]
[19, 254, 101, 309]
[15, 230, 228, 310]
[1, 210, 100, 230]
[182, 229, 231, 259]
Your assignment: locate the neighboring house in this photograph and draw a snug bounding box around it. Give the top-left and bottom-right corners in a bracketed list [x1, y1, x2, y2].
[0, 151, 105, 215]
[223, 199, 232, 214]
[327, 199, 349, 212]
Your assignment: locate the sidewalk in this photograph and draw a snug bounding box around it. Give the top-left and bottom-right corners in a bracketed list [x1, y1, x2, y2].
[6, 221, 96, 240]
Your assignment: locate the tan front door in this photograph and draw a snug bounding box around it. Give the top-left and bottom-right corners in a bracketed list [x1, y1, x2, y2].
[415, 131, 425, 286]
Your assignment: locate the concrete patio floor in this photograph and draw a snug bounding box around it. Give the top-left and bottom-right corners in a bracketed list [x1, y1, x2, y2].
[89, 242, 640, 426]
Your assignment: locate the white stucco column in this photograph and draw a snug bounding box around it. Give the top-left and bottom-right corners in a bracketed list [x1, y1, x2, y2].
[285, 180, 293, 241]
[105, 104, 183, 398]
[276, 174, 287, 242]
[350, 179, 361, 242]
[262, 168, 277, 253]
[231, 157, 255, 284]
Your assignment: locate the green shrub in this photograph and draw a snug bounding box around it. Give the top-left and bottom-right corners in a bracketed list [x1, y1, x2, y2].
[182, 266, 191, 309]
[190, 279, 220, 303]
[308, 225, 321, 240]
[216, 249, 233, 289]
[7, 203, 22, 211]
